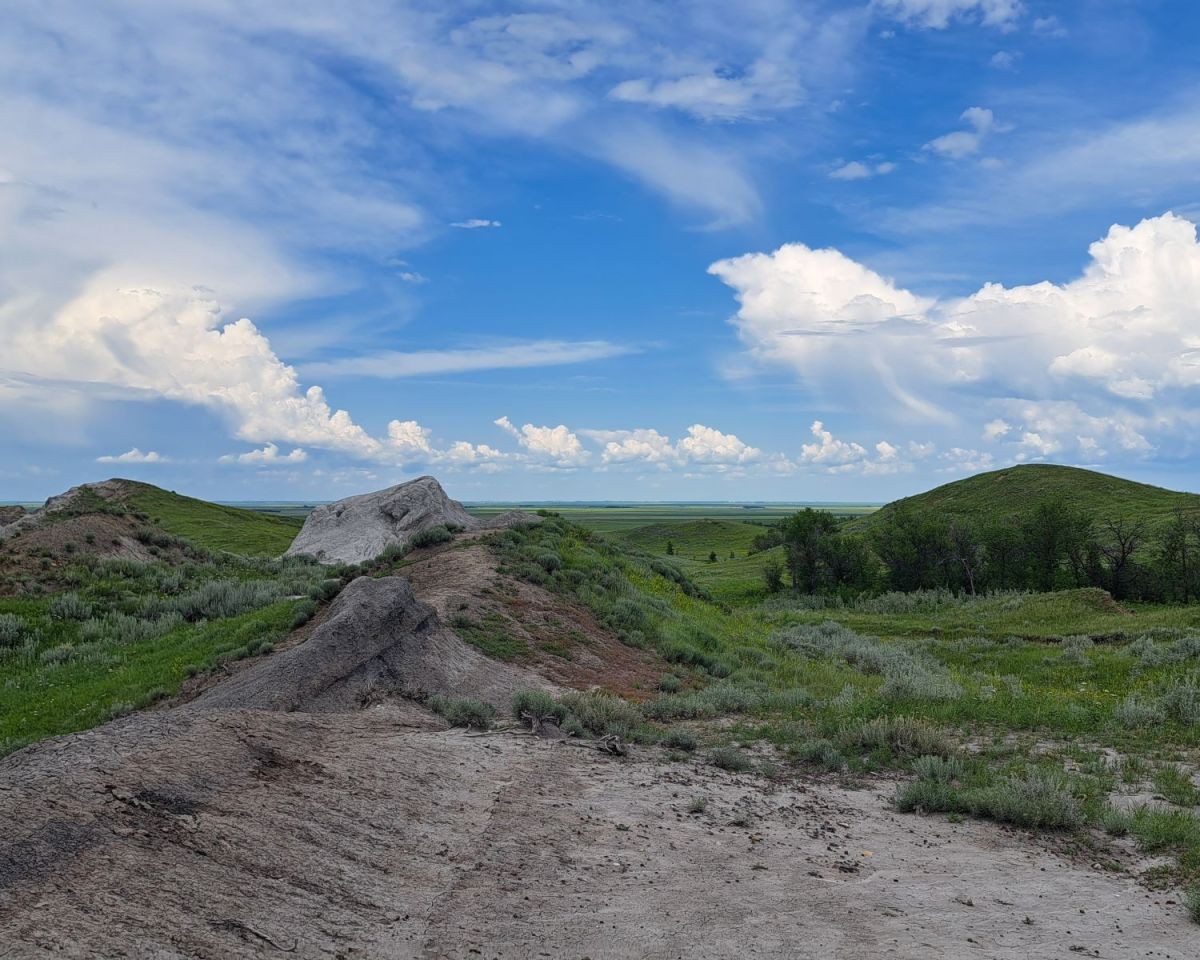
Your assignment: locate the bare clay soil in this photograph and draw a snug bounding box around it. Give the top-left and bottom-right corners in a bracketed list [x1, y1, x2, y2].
[0, 705, 1190, 959]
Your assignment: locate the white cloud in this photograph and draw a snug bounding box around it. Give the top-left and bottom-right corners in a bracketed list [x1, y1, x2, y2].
[450, 219, 502, 229]
[711, 213, 1200, 462]
[925, 106, 997, 159]
[301, 340, 632, 380]
[97, 447, 168, 464]
[4, 280, 383, 458]
[983, 418, 1011, 440]
[829, 160, 897, 181]
[607, 43, 804, 122]
[382, 420, 505, 470]
[583, 428, 677, 464]
[576, 424, 762, 469]
[801, 420, 868, 466]
[494, 416, 589, 467]
[591, 121, 761, 227]
[891, 100, 1200, 234]
[939, 447, 995, 472]
[989, 50, 1019, 70]
[1032, 15, 1067, 37]
[676, 424, 760, 465]
[798, 421, 921, 474]
[220, 443, 307, 465]
[874, 0, 1023, 30]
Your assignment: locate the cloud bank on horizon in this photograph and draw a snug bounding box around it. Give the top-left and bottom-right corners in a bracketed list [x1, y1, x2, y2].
[2, 0, 1199, 500]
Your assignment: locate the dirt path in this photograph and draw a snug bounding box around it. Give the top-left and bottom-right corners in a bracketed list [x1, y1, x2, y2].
[0, 708, 1188, 959]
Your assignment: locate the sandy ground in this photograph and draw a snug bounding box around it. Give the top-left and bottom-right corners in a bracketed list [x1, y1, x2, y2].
[0, 705, 1189, 959]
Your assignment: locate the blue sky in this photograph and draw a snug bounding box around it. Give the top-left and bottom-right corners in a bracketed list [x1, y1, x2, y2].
[3, 0, 1200, 502]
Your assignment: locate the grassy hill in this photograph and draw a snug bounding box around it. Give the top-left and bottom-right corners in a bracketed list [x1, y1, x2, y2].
[114, 481, 302, 556]
[848, 464, 1200, 536]
[609, 519, 782, 604]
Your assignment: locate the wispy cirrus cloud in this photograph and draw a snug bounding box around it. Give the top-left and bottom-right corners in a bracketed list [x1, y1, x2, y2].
[299, 340, 634, 380]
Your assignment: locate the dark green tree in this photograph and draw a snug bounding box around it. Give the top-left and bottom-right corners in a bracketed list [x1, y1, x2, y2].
[869, 507, 951, 591]
[780, 508, 838, 593]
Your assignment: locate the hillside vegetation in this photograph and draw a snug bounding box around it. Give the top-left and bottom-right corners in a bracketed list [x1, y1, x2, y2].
[850, 464, 1200, 536]
[115, 481, 302, 556]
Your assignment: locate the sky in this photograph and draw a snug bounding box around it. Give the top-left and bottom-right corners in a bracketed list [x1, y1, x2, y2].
[3, 0, 1200, 503]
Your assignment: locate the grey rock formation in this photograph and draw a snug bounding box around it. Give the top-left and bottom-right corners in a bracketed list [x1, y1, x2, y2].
[192, 575, 548, 713]
[0, 505, 25, 527]
[285, 475, 484, 565]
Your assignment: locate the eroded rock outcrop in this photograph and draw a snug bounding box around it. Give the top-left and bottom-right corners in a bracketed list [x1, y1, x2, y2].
[284, 475, 541, 565]
[285, 476, 479, 565]
[192, 575, 547, 712]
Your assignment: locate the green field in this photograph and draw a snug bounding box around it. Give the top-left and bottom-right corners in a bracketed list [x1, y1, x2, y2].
[467, 501, 877, 532]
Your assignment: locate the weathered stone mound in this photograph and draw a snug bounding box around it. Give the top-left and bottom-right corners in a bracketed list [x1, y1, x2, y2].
[285, 476, 479, 565]
[193, 574, 548, 713]
[0, 478, 136, 541]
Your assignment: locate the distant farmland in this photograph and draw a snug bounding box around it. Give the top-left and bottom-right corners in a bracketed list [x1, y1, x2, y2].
[220, 501, 880, 532]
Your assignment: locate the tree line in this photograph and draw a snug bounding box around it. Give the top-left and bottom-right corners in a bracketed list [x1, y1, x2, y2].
[754, 500, 1200, 603]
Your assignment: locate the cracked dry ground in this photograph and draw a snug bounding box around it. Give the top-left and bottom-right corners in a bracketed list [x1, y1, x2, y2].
[0, 704, 1190, 959]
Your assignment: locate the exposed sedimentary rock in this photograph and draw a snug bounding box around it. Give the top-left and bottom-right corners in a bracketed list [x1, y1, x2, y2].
[284, 476, 479, 565]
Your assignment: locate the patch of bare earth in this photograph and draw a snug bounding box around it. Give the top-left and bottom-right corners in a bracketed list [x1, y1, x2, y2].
[0, 513, 162, 594]
[400, 538, 668, 698]
[0, 714, 1190, 959]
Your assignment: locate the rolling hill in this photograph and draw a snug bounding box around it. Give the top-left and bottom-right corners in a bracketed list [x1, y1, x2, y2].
[848, 464, 1200, 535]
[111, 481, 303, 556]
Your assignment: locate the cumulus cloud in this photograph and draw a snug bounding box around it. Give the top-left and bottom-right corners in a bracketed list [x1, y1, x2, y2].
[676, 424, 760, 465]
[4, 280, 383, 459]
[494, 416, 589, 467]
[220, 443, 308, 465]
[583, 428, 677, 465]
[576, 424, 761, 469]
[829, 160, 897, 181]
[925, 106, 997, 159]
[874, 0, 1023, 30]
[800, 421, 868, 466]
[798, 421, 927, 474]
[711, 212, 1200, 462]
[450, 219, 502, 229]
[96, 447, 168, 464]
[983, 418, 1011, 440]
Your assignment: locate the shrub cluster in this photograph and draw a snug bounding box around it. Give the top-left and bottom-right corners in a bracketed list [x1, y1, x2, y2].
[775, 621, 962, 702]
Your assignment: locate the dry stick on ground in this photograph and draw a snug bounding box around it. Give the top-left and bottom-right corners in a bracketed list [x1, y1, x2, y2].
[521, 711, 566, 740]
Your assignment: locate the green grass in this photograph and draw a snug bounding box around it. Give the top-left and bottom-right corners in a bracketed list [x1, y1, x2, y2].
[0, 598, 299, 752]
[609, 519, 785, 604]
[848, 463, 1200, 538]
[0, 551, 338, 753]
[119, 482, 302, 556]
[761, 587, 1200, 641]
[449, 611, 526, 660]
